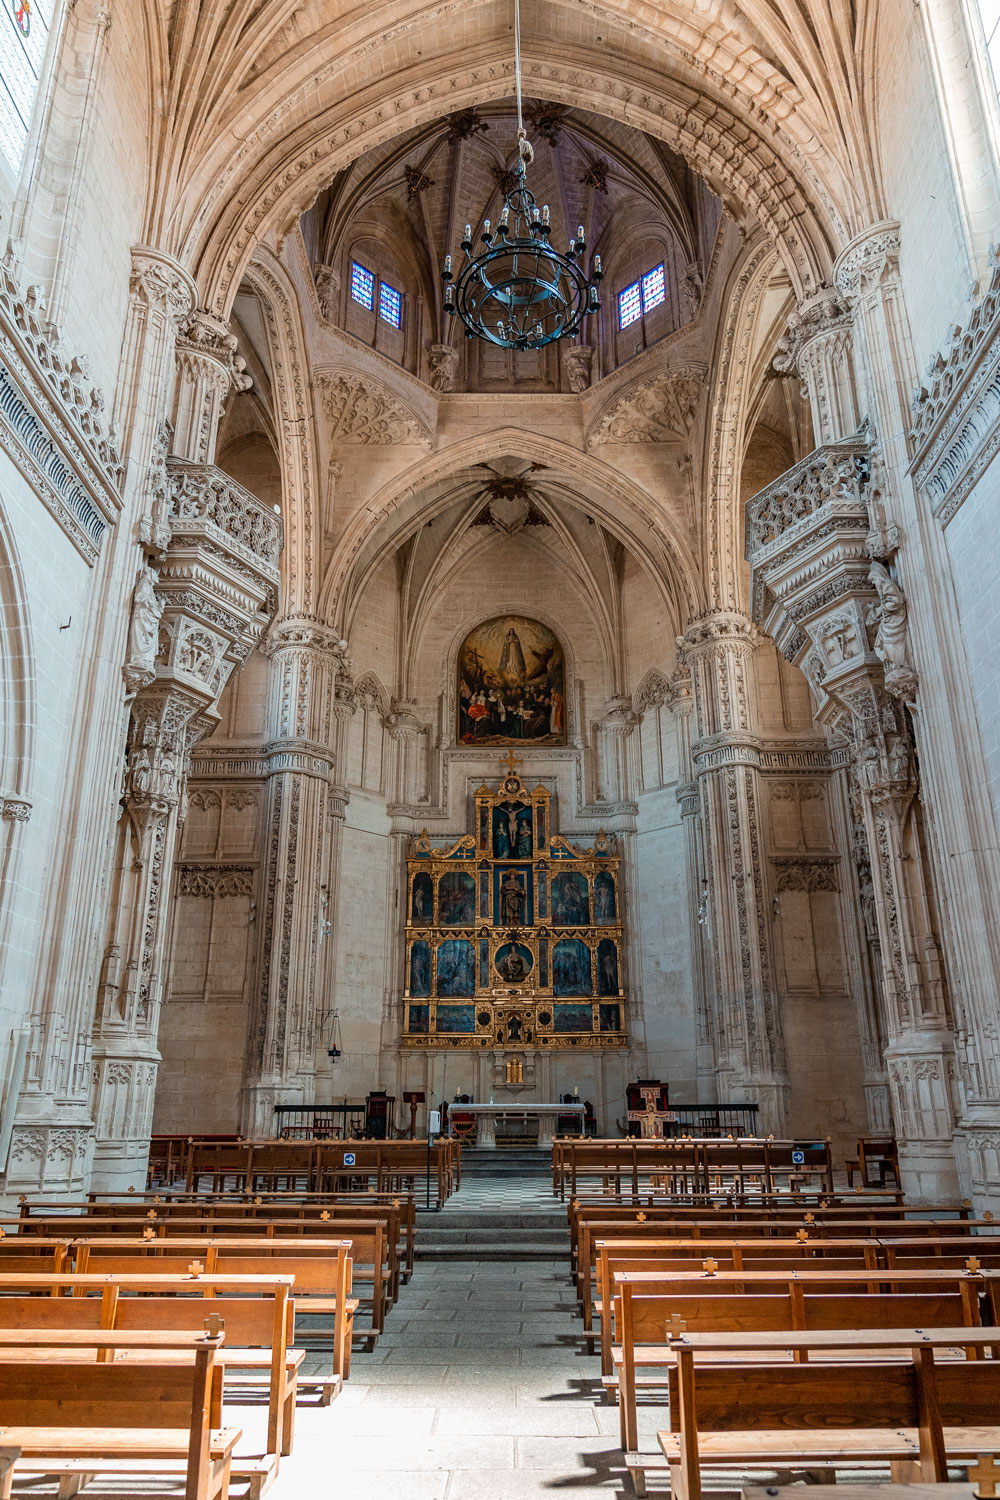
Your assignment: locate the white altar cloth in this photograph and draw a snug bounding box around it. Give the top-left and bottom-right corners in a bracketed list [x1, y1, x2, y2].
[453, 1101, 586, 1149]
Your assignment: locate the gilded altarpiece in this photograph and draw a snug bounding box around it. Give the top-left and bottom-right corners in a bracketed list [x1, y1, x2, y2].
[402, 764, 627, 1050]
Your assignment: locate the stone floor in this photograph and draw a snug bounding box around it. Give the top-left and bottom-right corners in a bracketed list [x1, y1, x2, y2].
[248, 1257, 646, 1500]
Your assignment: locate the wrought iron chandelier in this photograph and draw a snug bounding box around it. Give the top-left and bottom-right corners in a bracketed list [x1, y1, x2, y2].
[440, 0, 602, 349]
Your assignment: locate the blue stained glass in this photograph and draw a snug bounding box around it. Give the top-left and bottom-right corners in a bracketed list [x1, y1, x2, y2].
[641, 263, 666, 313]
[379, 280, 402, 327]
[618, 280, 641, 329]
[350, 261, 374, 310]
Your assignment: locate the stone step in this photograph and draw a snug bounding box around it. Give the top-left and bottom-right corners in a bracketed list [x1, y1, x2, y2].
[421, 1211, 565, 1230]
[417, 1244, 566, 1261]
[418, 1226, 567, 1246]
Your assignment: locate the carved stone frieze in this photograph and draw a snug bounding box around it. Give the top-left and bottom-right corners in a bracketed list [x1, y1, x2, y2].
[563, 344, 593, 394]
[129, 246, 197, 329]
[316, 371, 432, 446]
[833, 222, 902, 303]
[1, 797, 31, 821]
[910, 246, 1000, 523]
[588, 369, 704, 446]
[772, 856, 840, 893]
[176, 864, 256, 898]
[0, 244, 124, 561]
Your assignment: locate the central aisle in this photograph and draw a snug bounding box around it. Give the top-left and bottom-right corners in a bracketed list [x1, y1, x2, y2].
[262, 1172, 636, 1499]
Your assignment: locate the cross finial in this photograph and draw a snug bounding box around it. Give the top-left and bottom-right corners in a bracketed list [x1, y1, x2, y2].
[702, 1257, 718, 1275]
[986, 1210, 995, 1223]
[500, 749, 524, 777]
[321, 1210, 331, 1221]
[637, 1212, 647, 1223]
[142, 1226, 155, 1240]
[147, 1209, 157, 1220]
[666, 1315, 687, 1340]
[969, 1454, 1000, 1497]
[804, 1213, 815, 1224]
[796, 1228, 809, 1242]
[966, 1256, 982, 1275]
[203, 1313, 225, 1340]
[188, 1259, 205, 1277]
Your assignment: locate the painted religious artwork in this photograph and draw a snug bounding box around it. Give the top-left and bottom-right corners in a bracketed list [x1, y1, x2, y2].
[597, 938, 620, 995]
[493, 804, 533, 858]
[435, 938, 475, 997]
[551, 869, 589, 926]
[409, 940, 432, 997]
[594, 870, 617, 925]
[438, 870, 475, 925]
[495, 942, 534, 984]
[403, 763, 627, 1051]
[553, 938, 591, 995]
[411, 871, 433, 923]
[458, 615, 566, 744]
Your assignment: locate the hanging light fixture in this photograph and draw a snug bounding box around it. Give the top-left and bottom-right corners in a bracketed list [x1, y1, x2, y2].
[440, 0, 602, 349]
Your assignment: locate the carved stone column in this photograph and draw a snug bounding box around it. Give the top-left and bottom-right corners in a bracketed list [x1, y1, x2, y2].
[5, 248, 195, 1199]
[671, 669, 715, 1094]
[89, 463, 281, 1189]
[677, 612, 789, 1131]
[240, 619, 349, 1135]
[773, 284, 861, 446]
[746, 434, 960, 1200]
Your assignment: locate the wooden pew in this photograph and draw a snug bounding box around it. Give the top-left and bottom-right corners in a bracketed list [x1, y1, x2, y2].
[23, 1211, 402, 1309]
[554, 1138, 837, 1199]
[613, 1274, 984, 1466]
[0, 1271, 299, 1494]
[591, 1237, 882, 1369]
[70, 1239, 359, 1375]
[0, 1325, 239, 1500]
[655, 1330, 1000, 1500]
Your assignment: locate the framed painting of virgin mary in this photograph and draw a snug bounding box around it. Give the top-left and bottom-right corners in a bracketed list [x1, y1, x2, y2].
[457, 615, 566, 745]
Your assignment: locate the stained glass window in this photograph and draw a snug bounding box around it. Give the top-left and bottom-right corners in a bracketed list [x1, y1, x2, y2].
[0, 0, 52, 175]
[379, 279, 402, 328]
[978, 0, 1000, 94]
[641, 262, 666, 314]
[350, 260, 374, 311]
[618, 280, 641, 329]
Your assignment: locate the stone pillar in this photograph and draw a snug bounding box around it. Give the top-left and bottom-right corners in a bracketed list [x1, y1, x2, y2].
[678, 612, 789, 1132]
[241, 619, 349, 1135]
[89, 466, 282, 1189]
[746, 434, 960, 1200]
[670, 669, 714, 1096]
[172, 311, 251, 465]
[4, 248, 195, 1199]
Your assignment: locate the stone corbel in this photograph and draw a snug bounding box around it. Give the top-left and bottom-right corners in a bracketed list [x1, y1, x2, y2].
[772, 283, 860, 446]
[172, 310, 252, 465]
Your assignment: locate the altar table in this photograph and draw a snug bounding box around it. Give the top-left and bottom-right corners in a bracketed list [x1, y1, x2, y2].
[456, 1102, 586, 1149]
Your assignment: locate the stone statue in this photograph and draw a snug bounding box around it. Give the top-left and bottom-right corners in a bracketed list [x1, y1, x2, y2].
[124, 566, 163, 691]
[315, 264, 340, 321]
[564, 344, 593, 394]
[427, 344, 460, 393]
[868, 561, 917, 698]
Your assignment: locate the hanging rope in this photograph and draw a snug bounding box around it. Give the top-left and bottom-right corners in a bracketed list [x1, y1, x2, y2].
[513, 0, 534, 169]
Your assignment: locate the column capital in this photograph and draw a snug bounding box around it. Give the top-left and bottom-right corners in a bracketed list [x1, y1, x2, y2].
[833, 221, 901, 302]
[263, 615, 349, 665]
[677, 610, 759, 662]
[773, 283, 853, 375]
[129, 246, 197, 329]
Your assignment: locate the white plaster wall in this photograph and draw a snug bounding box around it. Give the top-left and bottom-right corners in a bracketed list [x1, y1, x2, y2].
[634, 789, 698, 1095]
[942, 455, 1000, 833]
[0, 461, 101, 1094]
[875, 0, 973, 373]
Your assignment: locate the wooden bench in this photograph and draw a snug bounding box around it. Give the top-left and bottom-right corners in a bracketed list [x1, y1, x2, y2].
[654, 1330, 1000, 1500]
[612, 1275, 984, 1465]
[24, 1216, 395, 1327]
[0, 1270, 305, 1491]
[592, 1238, 882, 1369]
[70, 1239, 359, 1376]
[0, 1325, 239, 1500]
